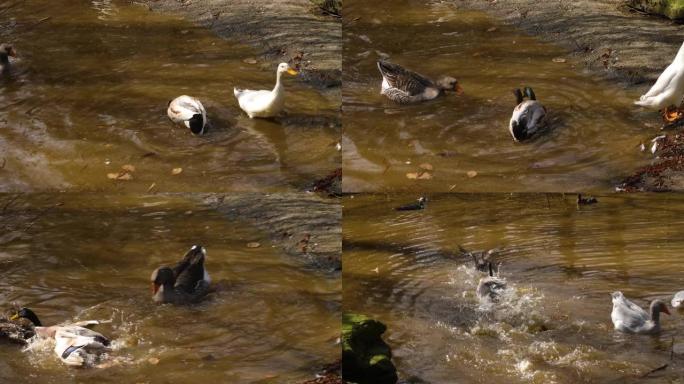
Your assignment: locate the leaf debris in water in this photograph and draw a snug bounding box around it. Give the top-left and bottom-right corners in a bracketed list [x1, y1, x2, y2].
[247, 242, 261, 248]
[172, 167, 183, 175]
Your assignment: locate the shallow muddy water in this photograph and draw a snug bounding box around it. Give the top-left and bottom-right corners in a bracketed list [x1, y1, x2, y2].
[342, 0, 655, 193]
[0, 0, 339, 193]
[344, 193, 684, 383]
[0, 194, 340, 383]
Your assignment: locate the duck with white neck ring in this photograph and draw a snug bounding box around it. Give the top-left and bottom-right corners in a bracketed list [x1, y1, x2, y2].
[234, 62, 299, 118]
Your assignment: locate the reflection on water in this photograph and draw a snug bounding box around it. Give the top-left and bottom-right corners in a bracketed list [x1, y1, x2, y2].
[0, 0, 339, 192]
[0, 194, 340, 382]
[343, 0, 653, 193]
[344, 193, 684, 383]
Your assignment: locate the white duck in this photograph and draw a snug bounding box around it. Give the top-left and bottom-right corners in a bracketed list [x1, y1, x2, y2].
[12, 307, 111, 367]
[234, 62, 298, 118]
[167, 95, 207, 135]
[672, 290, 684, 308]
[635, 42, 684, 119]
[610, 291, 670, 334]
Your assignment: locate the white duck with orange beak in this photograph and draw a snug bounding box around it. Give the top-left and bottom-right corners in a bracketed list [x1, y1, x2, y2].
[234, 62, 298, 118]
[635, 42, 684, 121]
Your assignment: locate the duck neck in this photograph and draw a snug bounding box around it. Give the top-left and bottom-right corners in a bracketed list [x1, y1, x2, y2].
[650, 304, 661, 323]
[273, 70, 284, 93]
[0, 53, 8, 65]
[24, 311, 42, 326]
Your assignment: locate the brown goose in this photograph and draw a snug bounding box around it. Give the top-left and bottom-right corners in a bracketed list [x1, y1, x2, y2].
[377, 60, 462, 104]
[0, 43, 16, 74]
[151, 245, 212, 304]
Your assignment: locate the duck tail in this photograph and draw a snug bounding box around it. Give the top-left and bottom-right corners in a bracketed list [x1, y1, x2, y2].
[524, 87, 536, 100]
[513, 88, 523, 104]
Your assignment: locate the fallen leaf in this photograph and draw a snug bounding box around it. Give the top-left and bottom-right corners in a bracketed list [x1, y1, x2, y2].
[419, 163, 434, 171]
[148, 357, 159, 365]
[172, 167, 183, 175]
[107, 172, 133, 181]
[406, 172, 419, 179]
[243, 58, 257, 64]
[247, 242, 261, 248]
[418, 172, 433, 180]
[552, 57, 567, 63]
[467, 170, 478, 178]
[122, 164, 136, 172]
[147, 182, 156, 192]
[487, 27, 497, 32]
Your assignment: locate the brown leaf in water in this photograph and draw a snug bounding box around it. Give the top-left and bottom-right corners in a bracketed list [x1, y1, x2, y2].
[107, 172, 133, 181]
[172, 167, 183, 175]
[246, 242, 261, 248]
[419, 163, 434, 171]
[417, 172, 433, 180]
[552, 57, 567, 63]
[148, 357, 159, 365]
[243, 58, 257, 64]
[122, 164, 136, 173]
[467, 170, 478, 178]
[406, 172, 419, 179]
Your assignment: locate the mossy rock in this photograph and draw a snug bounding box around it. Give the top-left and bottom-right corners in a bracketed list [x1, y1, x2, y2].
[342, 313, 398, 384]
[627, 0, 684, 20]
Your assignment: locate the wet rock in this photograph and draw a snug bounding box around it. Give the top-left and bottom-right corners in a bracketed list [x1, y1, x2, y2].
[342, 313, 398, 384]
[627, 0, 684, 20]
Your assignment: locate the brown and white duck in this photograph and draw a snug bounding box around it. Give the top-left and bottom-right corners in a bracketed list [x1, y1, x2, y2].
[11, 308, 111, 367]
[509, 87, 547, 142]
[377, 60, 462, 104]
[150, 245, 212, 304]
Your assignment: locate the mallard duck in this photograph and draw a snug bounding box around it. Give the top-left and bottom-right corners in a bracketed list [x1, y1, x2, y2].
[476, 263, 507, 302]
[151, 245, 212, 304]
[671, 291, 684, 308]
[11, 308, 111, 367]
[0, 43, 16, 74]
[610, 291, 670, 334]
[635, 42, 684, 121]
[509, 87, 547, 141]
[395, 196, 427, 211]
[377, 60, 462, 104]
[577, 194, 598, 206]
[234, 62, 298, 118]
[458, 245, 497, 273]
[0, 310, 35, 345]
[167, 95, 207, 135]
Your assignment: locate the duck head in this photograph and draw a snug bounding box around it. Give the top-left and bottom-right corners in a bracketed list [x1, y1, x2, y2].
[150, 267, 175, 295]
[11, 307, 42, 326]
[650, 300, 671, 317]
[0, 44, 16, 59]
[277, 62, 299, 76]
[436, 76, 463, 94]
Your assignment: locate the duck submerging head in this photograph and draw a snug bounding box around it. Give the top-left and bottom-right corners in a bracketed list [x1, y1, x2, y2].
[436, 76, 463, 94]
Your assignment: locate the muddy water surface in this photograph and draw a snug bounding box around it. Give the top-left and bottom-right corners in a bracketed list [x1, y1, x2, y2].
[0, 0, 339, 192]
[343, 0, 654, 193]
[344, 193, 684, 383]
[0, 194, 340, 383]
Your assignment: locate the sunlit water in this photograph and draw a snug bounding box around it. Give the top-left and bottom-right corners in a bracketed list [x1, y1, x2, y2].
[0, 0, 340, 193]
[0, 194, 340, 382]
[344, 193, 684, 383]
[342, 0, 656, 193]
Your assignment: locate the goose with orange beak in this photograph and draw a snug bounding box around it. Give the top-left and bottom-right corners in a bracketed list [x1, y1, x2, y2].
[150, 245, 212, 304]
[234, 62, 299, 118]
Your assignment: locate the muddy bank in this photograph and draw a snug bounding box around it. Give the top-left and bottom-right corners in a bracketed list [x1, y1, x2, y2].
[458, 0, 684, 191]
[459, 0, 684, 86]
[141, 0, 341, 88]
[203, 193, 341, 272]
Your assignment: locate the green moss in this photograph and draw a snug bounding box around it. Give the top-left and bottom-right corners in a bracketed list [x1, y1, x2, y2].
[342, 314, 398, 384]
[628, 0, 684, 20]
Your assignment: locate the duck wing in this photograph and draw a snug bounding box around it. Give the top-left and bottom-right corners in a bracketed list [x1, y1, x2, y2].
[377, 61, 435, 96]
[174, 246, 208, 293]
[611, 292, 649, 329]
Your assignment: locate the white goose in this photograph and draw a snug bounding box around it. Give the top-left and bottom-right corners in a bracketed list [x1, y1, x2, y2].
[12, 308, 111, 367]
[167, 95, 207, 135]
[610, 291, 670, 334]
[635, 42, 684, 119]
[234, 62, 298, 118]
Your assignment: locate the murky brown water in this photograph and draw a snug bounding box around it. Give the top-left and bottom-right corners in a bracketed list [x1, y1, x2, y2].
[0, 0, 339, 193]
[344, 193, 684, 383]
[0, 194, 340, 382]
[342, 0, 655, 193]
